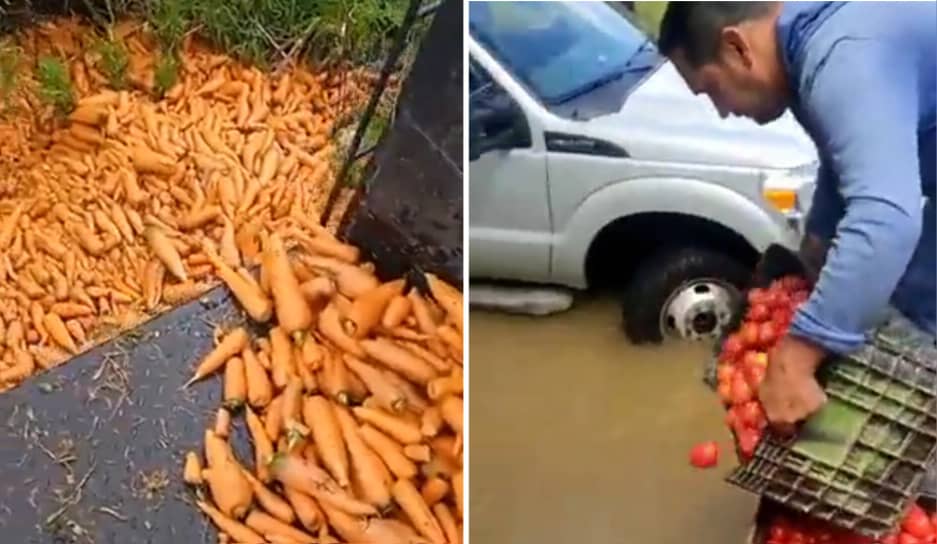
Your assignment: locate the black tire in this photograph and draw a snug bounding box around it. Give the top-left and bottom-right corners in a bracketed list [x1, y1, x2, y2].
[622, 247, 751, 344]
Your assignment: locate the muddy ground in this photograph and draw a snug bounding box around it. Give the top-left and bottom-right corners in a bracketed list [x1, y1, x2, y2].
[469, 295, 757, 544]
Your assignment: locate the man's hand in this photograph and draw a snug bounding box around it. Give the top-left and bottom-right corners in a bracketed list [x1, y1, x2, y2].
[759, 335, 829, 435]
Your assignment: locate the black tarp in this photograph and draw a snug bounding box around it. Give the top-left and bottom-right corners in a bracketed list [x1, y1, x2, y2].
[341, 0, 463, 288]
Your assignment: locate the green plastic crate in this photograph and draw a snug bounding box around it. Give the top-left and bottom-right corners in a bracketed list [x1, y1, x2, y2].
[727, 324, 937, 539]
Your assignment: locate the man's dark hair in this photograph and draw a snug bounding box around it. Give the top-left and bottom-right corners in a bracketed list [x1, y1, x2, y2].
[658, 2, 777, 66]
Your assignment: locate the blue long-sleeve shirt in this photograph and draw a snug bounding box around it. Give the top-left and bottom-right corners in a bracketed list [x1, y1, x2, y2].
[776, 2, 936, 354]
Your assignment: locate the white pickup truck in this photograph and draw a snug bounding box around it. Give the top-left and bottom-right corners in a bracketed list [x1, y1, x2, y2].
[468, 1, 819, 344]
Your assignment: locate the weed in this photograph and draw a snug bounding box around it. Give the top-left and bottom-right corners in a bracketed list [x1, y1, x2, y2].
[94, 38, 129, 89]
[36, 56, 75, 114]
[0, 41, 20, 115]
[153, 51, 180, 98]
[148, 0, 191, 52]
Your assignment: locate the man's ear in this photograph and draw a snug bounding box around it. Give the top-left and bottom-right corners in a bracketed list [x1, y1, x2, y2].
[719, 27, 753, 70]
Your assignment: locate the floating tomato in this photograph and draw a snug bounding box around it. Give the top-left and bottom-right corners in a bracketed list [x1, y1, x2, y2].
[688, 441, 719, 468]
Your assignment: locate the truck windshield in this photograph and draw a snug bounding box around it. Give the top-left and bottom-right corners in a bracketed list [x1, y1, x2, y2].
[468, 1, 658, 105]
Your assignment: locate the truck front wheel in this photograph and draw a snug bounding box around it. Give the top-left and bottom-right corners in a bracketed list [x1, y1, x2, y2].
[622, 247, 750, 344]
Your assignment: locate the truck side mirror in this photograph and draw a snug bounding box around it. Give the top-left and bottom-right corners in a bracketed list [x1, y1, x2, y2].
[469, 90, 528, 161]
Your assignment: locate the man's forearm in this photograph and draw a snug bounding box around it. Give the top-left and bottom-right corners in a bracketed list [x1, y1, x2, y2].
[798, 233, 829, 284]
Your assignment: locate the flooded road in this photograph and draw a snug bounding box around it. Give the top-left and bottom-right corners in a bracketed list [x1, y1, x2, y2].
[469, 295, 758, 544]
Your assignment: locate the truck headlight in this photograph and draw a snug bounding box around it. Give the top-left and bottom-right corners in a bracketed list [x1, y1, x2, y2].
[761, 160, 819, 234]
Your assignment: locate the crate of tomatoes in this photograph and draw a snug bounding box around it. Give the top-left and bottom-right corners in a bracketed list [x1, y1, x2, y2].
[747, 497, 937, 544]
[711, 245, 937, 540]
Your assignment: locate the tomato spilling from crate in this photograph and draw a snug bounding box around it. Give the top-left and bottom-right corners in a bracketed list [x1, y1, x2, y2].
[762, 503, 936, 544]
[714, 275, 810, 461]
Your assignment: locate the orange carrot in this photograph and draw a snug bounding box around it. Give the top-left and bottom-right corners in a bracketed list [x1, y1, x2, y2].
[345, 279, 405, 339]
[334, 404, 392, 509]
[183, 451, 203, 485]
[185, 327, 249, 387]
[282, 486, 323, 532]
[439, 396, 463, 434]
[302, 235, 359, 264]
[343, 355, 406, 413]
[303, 396, 349, 488]
[392, 478, 446, 544]
[133, 147, 177, 176]
[244, 510, 314, 544]
[179, 205, 222, 230]
[381, 295, 411, 329]
[64, 319, 86, 348]
[420, 407, 443, 438]
[299, 276, 335, 312]
[0, 349, 35, 383]
[240, 470, 295, 525]
[0, 203, 24, 251]
[196, 501, 263, 543]
[73, 223, 105, 256]
[215, 407, 232, 439]
[264, 394, 285, 443]
[434, 502, 461, 544]
[355, 425, 417, 479]
[263, 232, 313, 337]
[224, 356, 247, 409]
[421, 477, 450, 507]
[380, 367, 430, 413]
[317, 303, 364, 357]
[282, 376, 308, 445]
[317, 350, 351, 405]
[242, 346, 272, 408]
[220, 217, 241, 268]
[404, 445, 431, 463]
[437, 325, 462, 361]
[162, 281, 206, 305]
[145, 226, 188, 281]
[408, 290, 439, 335]
[269, 454, 376, 516]
[301, 255, 378, 298]
[294, 347, 318, 392]
[427, 371, 463, 401]
[42, 312, 77, 354]
[360, 338, 436, 385]
[245, 406, 274, 483]
[258, 147, 279, 186]
[143, 259, 165, 311]
[203, 244, 272, 322]
[399, 342, 451, 374]
[453, 470, 463, 517]
[269, 326, 296, 389]
[203, 456, 253, 520]
[352, 407, 422, 445]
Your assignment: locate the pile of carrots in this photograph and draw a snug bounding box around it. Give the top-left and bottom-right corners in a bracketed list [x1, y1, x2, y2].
[181, 225, 463, 543]
[0, 18, 379, 391]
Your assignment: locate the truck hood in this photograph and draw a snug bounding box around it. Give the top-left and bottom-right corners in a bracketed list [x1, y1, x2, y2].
[581, 62, 819, 170]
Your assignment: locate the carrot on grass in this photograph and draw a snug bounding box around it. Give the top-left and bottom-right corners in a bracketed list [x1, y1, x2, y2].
[303, 396, 349, 488]
[185, 327, 249, 387]
[392, 478, 446, 544]
[196, 501, 263, 544]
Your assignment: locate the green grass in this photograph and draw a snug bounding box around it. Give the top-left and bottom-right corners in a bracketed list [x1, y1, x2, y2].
[153, 51, 179, 98]
[94, 38, 129, 89]
[37, 56, 75, 114]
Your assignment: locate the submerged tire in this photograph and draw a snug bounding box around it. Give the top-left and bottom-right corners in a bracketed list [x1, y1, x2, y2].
[622, 247, 750, 344]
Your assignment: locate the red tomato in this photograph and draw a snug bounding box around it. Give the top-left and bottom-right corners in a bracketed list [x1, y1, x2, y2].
[739, 401, 765, 428]
[731, 374, 754, 404]
[902, 505, 934, 539]
[748, 287, 768, 306]
[770, 524, 789, 541]
[880, 535, 899, 544]
[772, 308, 792, 327]
[758, 321, 779, 347]
[722, 333, 744, 360]
[737, 428, 761, 458]
[773, 291, 792, 310]
[747, 303, 771, 322]
[743, 350, 768, 368]
[688, 441, 719, 468]
[724, 408, 739, 428]
[745, 364, 767, 390]
[792, 289, 810, 306]
[741, 322, 760, 347]
[899, 534, 922, 544]
[717, 364, 736, 383]
[717, 382, 733, 405]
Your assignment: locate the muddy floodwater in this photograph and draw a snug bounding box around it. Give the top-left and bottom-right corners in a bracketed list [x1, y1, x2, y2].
[469, 295, 758, 544]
